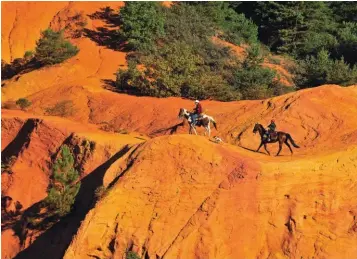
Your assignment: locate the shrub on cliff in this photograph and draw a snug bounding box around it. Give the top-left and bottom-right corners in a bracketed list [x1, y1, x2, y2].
[126, 251, 140, 259]
[45, 100, 75, 117]
[16, 98, 32, 110]
[35, 29, 79, 65]
[45, 145, 80, 217]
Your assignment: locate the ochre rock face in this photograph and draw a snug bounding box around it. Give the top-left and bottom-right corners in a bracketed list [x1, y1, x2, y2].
[1, 110, 145, 259]
[1, 229, 21, 259]
[2, 1, 126, 102]
[2, 2, 357, 259]
[63, 135, 357, 259]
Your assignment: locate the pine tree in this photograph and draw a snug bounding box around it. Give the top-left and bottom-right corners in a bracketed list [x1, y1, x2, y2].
[329, 2, 357, 23]
[119, 2, 165, 51]
[233, 45, 278, 99]
[45, 145, 81, 217]
[294, 49, 357, 88]
[235, 2, 337, 57]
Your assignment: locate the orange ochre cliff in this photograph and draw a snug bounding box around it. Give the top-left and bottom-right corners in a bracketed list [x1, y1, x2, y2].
[1, 2, 357, 259]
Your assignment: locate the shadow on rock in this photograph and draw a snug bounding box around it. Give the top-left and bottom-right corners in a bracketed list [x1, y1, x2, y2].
[12, 145, 131, 259]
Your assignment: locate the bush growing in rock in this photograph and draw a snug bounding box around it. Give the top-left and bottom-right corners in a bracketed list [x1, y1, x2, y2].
[35, 29, 79, 65]
[45, 145, 81, 217]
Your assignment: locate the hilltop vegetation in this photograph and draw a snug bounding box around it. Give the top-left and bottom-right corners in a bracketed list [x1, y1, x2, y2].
[234, 1, 357, 87]
[116, 2, 281, 101]
[2, 2, 357, 101]
[116, 2, 357, 100]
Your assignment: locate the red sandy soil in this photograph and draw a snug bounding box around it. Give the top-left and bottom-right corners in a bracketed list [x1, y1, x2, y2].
[2, 2, 357, 259]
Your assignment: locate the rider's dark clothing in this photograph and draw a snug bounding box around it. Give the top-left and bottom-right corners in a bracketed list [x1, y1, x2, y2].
[266, 122, 276, 140]
[267, 122, 276, 132]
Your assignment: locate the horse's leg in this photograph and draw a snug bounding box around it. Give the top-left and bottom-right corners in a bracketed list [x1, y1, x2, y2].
[257, 142, 263, 152]
[192, 126, 198, 135]
[189, 124, 192, 134]
[276, 141, 283, 156]
[207, 124, 211, 138]
[285, 139, 293, 154]
[264, 143, 270, 156]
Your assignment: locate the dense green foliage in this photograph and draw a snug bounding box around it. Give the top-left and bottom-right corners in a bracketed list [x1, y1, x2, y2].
[192, 2, 258, 45]
[45, 145, 80, 217]
[4, 2, 357, 98]
[118, 2, 165, 51]
[234, 1, 357, 88]
[35, 29, 79, 65]
[116, 2, 281, 100]
[233, 45, 283, 99]
[294, 49, 357, 88]
[236, 2, 337, 57]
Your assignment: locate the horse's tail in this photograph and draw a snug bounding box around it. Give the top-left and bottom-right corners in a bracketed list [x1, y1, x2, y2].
[210, 117, 217, 130]
[212, 120, 217, 130]
[206, 114, 218, 130]
[287, 134, 300, 148]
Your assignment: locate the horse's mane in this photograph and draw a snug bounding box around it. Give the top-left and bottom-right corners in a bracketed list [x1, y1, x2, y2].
[255, 123, 266, 132]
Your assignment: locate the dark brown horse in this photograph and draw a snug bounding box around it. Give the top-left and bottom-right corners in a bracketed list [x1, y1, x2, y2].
[253, 123, 300, 156]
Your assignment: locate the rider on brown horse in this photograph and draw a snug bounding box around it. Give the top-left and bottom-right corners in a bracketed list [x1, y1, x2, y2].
[253, 123, 300, 156]
[266, 119, 276, 141]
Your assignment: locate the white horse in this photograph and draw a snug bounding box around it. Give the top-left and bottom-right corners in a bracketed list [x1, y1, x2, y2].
[178, 108, 217, 137]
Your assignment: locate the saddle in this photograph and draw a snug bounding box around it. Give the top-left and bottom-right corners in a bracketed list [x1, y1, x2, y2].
[265, 131, 277, 140]
[194, 115, 204, 126]
[270, 131, 278, 138]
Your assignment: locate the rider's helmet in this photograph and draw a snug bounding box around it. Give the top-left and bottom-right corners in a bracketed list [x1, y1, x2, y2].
[271, 119, 275, 123]
[195, 100, 199, 104]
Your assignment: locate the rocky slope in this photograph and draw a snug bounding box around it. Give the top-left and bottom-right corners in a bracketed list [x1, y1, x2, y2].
[1, 110, 146, 259]
[64, 136, 357, 259]
[4, 83, 357, 156]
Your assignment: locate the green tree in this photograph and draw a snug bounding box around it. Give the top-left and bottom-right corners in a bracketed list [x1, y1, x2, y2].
[235, 2, 337, 57]
[329, 2, 357, 23]
[294, 49, 357, 88]
[193, 2, 258, 45]
[334, 22, 357, 65]
[119, 2, 165, 51]
[233, 45, 279, 99]
[116, 2, 289, 101]
[116, 3, 240, 101]
[45, 145, 80, 217]
[35, 29, 79, 65]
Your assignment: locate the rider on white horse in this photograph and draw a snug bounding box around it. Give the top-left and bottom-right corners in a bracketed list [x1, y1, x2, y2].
[190, 100, 203, 126]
